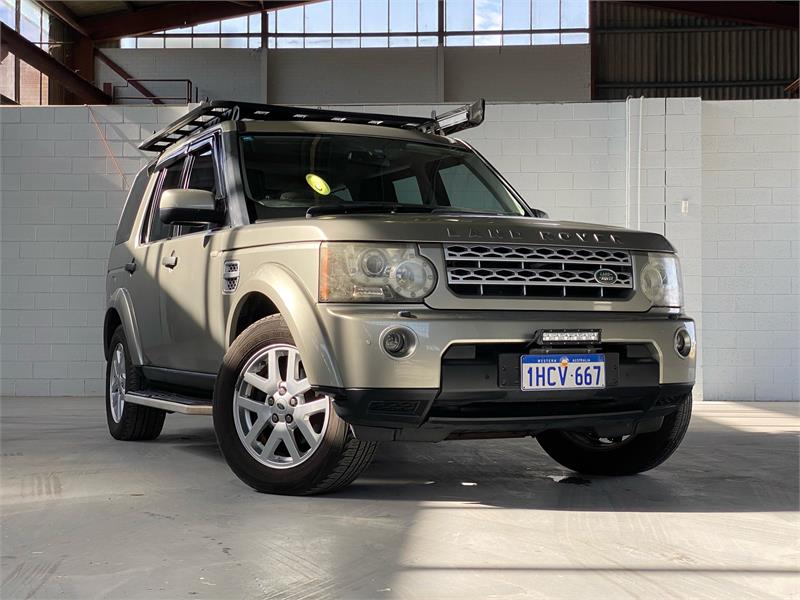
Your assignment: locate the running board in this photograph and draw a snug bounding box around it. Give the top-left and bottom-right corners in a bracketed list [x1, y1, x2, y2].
[124, 390, 212, 415]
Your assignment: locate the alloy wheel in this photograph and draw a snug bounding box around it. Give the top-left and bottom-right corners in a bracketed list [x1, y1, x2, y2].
[109, 342, 126, 423]
[233, 344, 330, 469]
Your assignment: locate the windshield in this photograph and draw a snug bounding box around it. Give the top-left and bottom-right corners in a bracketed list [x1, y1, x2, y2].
[239, 134, 527, 221]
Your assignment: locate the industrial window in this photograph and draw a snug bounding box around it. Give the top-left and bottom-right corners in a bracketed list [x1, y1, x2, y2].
[120, 0, 588, 49]
[1, 0, 50, 104]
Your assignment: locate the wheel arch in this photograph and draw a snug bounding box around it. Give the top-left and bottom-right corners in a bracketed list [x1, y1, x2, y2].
[105, 288, 145, 365]
[226, 264, 342, 389]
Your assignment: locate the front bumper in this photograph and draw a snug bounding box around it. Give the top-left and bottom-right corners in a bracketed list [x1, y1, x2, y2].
[314, 307, 695, 441]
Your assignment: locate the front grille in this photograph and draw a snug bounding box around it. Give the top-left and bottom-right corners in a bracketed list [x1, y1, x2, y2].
[444, 243, 634, 299]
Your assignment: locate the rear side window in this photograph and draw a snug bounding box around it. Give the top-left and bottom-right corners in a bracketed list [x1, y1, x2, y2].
[114, 167, 150, 245]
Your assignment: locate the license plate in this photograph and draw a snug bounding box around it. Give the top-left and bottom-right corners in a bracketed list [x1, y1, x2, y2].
[521, 353, 606, 391]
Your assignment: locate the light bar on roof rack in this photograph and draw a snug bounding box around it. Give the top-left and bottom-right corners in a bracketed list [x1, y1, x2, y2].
[138, 99, 486, 153]
[421, 99, 486, 136]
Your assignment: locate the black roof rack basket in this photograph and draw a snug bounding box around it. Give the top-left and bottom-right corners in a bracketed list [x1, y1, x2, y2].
[138, 99, 485, 153]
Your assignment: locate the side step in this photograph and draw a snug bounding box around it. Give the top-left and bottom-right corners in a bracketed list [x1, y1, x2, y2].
[124, 390, 212, 415]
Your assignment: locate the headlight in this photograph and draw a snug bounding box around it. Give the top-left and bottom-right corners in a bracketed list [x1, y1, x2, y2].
[319, 242, 437, 303]
[640, 253, 683, 308]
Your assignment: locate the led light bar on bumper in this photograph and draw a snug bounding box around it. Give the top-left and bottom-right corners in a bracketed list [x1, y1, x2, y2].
[540, 330, 601, 344]
[641, 253, 683, 308]
[319, 242, 437, 303]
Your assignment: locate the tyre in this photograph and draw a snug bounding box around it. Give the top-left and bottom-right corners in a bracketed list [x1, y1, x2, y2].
[536, 394, 692, 476]
[106, 326, 166, 441]
[213, 315, 377, 495]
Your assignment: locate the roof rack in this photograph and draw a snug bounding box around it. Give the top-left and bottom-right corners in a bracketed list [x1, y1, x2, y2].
[138, 99, 485, 153]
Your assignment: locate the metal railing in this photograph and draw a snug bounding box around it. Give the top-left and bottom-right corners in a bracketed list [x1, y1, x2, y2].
[112, 79, 195, 104]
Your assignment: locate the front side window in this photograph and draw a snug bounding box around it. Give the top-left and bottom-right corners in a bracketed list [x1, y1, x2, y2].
[147, 158, 186, 243]
[240, 134, 526, 221]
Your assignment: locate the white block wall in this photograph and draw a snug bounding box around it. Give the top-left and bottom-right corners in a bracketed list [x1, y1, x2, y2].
[1, 99, 798, 399]
[0, 105, 187, 396]
[701, 100, 800, 401]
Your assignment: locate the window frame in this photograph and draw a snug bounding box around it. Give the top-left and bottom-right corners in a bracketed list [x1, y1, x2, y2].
[139, 133, 227, 245]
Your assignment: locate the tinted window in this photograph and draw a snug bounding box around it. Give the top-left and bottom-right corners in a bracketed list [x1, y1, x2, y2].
[115, 167, 151, 245]
[240, 134, 525, 221]
[147, 158, 185, 243]
[187, 148, 217, 194]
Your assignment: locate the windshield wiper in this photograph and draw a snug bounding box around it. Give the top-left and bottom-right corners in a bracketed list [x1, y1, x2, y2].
[306, 203, 437, 217]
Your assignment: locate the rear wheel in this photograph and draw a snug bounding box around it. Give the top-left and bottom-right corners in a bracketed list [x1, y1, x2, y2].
[105, 326, 166, 441]
[213, 315, 377, 495]
[536, 394, 692, 475]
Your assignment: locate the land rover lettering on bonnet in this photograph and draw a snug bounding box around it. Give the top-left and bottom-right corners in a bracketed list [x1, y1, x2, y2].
[104, 100, 695, 495]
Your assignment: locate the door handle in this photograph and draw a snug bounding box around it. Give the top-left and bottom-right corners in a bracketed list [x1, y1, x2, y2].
[162, 255, 178, 269]
[124, 260, 136, 274]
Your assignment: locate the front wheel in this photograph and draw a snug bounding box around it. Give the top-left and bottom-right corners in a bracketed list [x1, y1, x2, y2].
[213, 315, 377, 495]
[536, 394, 692, 476]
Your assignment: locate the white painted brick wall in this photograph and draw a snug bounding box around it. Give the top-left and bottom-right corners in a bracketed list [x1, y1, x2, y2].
[701, 99, 800, 401]
[1, 105, 187, 397]
[2, 99, 798, 400]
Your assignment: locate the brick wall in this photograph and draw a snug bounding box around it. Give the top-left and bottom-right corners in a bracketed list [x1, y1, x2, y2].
[1, 99, 797, 399]
[701, 100, 800, 401]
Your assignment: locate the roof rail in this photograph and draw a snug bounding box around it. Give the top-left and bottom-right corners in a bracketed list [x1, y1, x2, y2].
[138, 99, 485, 153]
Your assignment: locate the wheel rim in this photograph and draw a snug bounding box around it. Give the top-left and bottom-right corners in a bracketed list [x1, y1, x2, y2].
[233, 344, 331, 469]
[109, 342, 126, 423]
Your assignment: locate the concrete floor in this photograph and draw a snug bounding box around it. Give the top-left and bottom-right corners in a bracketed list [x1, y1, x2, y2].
[1, 398, 798, 600]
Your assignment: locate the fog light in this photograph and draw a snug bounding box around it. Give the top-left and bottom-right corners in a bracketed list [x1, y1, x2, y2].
[381, 327, 416, 358]
[674, 328, 692, 358]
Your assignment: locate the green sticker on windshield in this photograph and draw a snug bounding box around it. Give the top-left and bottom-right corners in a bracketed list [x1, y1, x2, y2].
[306, 173, 331, 196]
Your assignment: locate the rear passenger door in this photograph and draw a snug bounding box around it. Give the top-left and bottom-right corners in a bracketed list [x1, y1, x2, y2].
[153, 139, 227, 375]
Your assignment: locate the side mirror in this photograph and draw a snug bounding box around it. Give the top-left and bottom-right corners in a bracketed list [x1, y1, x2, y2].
[159, 188, 222, 225]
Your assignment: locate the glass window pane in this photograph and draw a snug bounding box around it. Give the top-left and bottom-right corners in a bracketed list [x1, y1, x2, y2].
[561, 0, 588, 28]
[137, 37, 165, 48]
[268, 37, 276, 48]
[165, 36, 192, 48]
[268, 11, 275, 32]
[305, 36, 332, 48]
[503, 0, 530, 30]
[475, 0, 501, 31]
[561, 32, 588, 43]
[19, 60, 42, 105]
[390, 0, 416, 32]
[248, 35, 261, 48]
[221, 16, 248, 33]
[167, 26, 192, 34]
[0, 0, 14, 28]
[532, 0, 558, 29]
[446, 0, 472, 31]
[333, 36, 358, 47]
[418, 35, 437, 46]
[390, 35, 416, 47]
[305, 1, 331, 33]
[532, 32, 558, 44]
[277, 37, 303, 48]
[278, 6, 303, 33]
[361, 36, 388, 47]
[475, 33, 501, 45]
[0, 51, 15, 101]
[333, 0, 358, 32]
[120, 38, 136, 48]
[503, 33, 530, 44]
[361, 0, 388, 33]
[446, 34, 473, 46]
[221, 37, 247, 48]
[418, 0, 437, 32]
[193, 37, 220, 48]
[193, 21, 220, 34]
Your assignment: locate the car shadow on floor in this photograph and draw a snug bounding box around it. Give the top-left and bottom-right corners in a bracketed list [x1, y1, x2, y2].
[163, 414, 799, 514]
